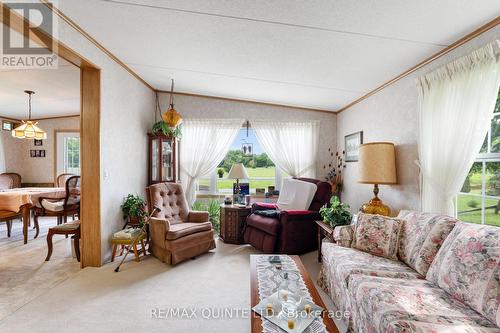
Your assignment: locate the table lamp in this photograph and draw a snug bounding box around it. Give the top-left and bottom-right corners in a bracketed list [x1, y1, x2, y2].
[228, 163, 249, 203]
[358, 142, 397, 216]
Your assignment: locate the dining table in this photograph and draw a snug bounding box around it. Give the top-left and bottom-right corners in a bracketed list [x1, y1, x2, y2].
[0, 187, 66, 244]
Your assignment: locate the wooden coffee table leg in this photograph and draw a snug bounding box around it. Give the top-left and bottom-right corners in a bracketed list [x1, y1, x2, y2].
[140, 240, 146, 256]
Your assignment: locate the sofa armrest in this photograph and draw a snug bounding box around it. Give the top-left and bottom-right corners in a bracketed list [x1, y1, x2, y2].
[149, 217, 170, 248]
[333, 225, 355, 248]
[251, 202, 278, 213]
[188, 210, 209, 223]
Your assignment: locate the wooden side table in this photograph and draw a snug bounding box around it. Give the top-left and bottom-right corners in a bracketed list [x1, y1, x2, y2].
[316, 220, 334, 262]
[219, 204, 252, 244]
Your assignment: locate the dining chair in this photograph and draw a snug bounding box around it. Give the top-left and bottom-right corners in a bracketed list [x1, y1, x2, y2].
[33, 176, 81, 238]
[1, 173, 21, 188]
[45, 220, 81, 262]
[0, 211, 20, 237]
[0, 174, 13, 190]
[56, 173, 76, 187]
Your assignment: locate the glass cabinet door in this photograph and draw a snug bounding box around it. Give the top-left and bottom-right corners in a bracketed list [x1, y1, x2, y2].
[151, 138, 159, 182]
[161, 139, 173, 181]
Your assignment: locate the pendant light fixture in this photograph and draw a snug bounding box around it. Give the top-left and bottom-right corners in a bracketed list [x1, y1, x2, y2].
[162, 79, 183, 128]
[12, 90, 47, 140]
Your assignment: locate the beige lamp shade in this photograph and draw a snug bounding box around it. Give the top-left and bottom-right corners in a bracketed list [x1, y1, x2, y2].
[228, 163, 249, 180]
[358, 142, 397, 185]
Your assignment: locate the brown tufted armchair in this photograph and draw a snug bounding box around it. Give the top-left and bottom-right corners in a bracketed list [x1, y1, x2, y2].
[146, 182, 216, 265]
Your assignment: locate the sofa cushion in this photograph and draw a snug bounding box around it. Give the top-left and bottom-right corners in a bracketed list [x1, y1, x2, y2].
[353, 213, 403, 260]
[397, 210, 457, 276]
[349, 275, 498, 333]
[166, 222, 212, 240]
[426, 221, 500, 326]
[277, 178, 317, 210]
[319, 242, 423, 316]
[246, 214, 280, 236]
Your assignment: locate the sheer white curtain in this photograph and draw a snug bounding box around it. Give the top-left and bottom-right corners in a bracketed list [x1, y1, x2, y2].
[252, 120, 319, 178]
[180, 118, 244, 205]
[416, 41, 500, 215]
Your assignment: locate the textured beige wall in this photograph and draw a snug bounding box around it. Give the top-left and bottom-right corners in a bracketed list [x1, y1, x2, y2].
[52, 17, 156, 263]
[157, 94, 337, 180]
[1, 116, 80, 184]
[336, 26, 500, 215]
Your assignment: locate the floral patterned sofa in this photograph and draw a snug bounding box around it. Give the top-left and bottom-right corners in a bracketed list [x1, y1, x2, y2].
[318, 211, 499, 333]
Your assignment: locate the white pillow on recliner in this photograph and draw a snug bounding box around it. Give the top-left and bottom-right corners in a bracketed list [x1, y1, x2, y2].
[277, 179, 317, 211]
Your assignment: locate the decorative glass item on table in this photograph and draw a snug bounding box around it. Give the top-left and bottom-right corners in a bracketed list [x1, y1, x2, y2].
[148, 133, 178, 185]
[278, 271, 303, 319]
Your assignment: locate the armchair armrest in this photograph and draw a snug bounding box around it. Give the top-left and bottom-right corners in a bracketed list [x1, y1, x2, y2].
[333, 225, 355, 248]
[148, 217, 171, 248]
[251, 202, 278, 213]
[188, 210, 209, 223]
[280, 210, 321, 221]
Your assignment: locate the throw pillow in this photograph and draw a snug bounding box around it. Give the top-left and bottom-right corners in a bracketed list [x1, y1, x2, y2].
[397, 210, 457, 276]
[426, 222, 499, 326]
[352, 213, 403, 260]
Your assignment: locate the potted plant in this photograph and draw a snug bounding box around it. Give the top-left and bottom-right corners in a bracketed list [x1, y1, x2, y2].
[151, 121, 182, 138]
[121, 194, 147, 227]
[319, 196, 352, 228]
[217, 168, 225, 178]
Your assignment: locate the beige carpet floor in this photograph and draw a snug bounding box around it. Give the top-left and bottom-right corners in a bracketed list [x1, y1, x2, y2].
[0, 236, 347, 333]
[0, 217, 81, 321]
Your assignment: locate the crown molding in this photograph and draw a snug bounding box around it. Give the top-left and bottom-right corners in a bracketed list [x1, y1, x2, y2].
[40, 0, 154, 91]
[336, 16, 500, 113]
[156, 90, 336, 115]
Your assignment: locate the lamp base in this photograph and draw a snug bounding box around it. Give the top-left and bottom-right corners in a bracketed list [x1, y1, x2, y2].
[360, 184, 391, 216]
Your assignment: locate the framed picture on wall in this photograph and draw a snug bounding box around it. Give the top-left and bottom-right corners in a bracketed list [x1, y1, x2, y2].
[2, 120, 13, 131]
[345, 131, 363, 162]
[30, 150, 36, 158]
[34, 139, 43, 146]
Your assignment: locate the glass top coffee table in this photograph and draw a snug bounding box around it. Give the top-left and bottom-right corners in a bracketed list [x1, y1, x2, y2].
[250, 255, 339, 333]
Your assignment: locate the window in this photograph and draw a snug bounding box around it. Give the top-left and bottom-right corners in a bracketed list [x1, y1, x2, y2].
[197, 126, 289, 195]
[56, 132, 80, 175]
[456, 90, 500, 226]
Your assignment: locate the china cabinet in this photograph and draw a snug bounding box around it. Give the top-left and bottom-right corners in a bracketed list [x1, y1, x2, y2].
[148, 133, 178, 185]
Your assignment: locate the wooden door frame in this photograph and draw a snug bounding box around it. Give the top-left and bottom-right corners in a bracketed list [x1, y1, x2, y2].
[1, 4, 102, 267]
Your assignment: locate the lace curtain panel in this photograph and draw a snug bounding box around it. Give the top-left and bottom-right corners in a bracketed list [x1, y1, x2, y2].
[179, 118, 244, 205]
[416, 41, 500, 215]
[251, 120, 320, 179]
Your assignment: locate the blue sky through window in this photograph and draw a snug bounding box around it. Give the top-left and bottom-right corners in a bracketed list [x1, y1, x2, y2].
[230, 128, 264, 154]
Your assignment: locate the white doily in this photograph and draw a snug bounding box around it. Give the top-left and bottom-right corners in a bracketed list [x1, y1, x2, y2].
[255, 255, 328, 333]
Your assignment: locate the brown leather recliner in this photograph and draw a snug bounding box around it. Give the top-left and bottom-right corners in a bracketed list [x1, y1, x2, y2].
[243, 178, 331, 254]
[146, 182, 216, 265]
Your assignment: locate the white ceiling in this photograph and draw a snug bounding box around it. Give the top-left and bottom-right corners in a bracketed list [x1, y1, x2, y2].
[6, 1, 500, 113]
[0, 26, 80, 120]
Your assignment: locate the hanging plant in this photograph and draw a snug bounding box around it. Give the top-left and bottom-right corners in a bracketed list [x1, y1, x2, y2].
[151, 121, 182, 138]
